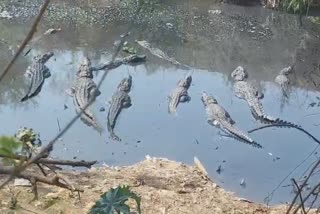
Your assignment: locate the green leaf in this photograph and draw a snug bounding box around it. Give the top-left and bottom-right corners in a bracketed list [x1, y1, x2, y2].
[90, 185, 141, 214]
[0, 136, 23, 165]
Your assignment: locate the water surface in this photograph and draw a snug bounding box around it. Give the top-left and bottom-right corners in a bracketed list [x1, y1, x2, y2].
[1, 3, 320, 205]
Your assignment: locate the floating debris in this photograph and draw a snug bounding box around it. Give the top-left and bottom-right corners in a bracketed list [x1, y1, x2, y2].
[240, 178, 246, 187]
[216, 165, 222, 174]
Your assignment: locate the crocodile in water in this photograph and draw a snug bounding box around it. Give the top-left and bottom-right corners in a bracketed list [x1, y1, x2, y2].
[68, 57, 102, 132]
[136, 40, 190, 69]
[201, 92, 262, 148]
[91, 54, 146, 71]
[21, 52, 54, 102]
[231, 66, 298, 127]
[275, 66, 293, 98]
[168, 74, 192, 114]
[107, 75, 132, 141]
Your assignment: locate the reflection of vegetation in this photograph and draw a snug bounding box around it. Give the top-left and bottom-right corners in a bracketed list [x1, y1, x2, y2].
[282, 0, 312, 14]
[90, 185, 141, 214]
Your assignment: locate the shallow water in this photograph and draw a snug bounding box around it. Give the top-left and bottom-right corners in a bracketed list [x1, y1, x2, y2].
[1, 2, 320, 205]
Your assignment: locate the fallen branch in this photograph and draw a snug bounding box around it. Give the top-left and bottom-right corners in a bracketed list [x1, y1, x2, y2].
[0, 153, 96, 168]
[0, 166, 82, 196]
[248, 124, 320, 145]
[286, 159, 320, 214]
[291, 178, 306, 214]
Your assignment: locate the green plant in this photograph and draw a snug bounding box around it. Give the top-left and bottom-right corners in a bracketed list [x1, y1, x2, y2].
[0, 136, 23, 165]
[282, 0, 313, 14]
[90, 185, 141, 214]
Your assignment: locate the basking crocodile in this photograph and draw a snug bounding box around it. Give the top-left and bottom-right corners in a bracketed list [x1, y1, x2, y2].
[107, 75, 132, 141]
[21, 52, 54, 102]
[275, 66, 293, 98]
[201, 92, 262, 148]
[168, 74, 192, 114]
[231, 66, 298, 127]
[68, 57, 102, 132]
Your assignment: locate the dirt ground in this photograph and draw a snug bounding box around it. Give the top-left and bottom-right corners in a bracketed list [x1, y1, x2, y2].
[0, 157, 307, 214]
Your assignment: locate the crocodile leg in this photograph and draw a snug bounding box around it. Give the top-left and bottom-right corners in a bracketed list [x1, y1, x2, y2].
[180, 95, 191, 103]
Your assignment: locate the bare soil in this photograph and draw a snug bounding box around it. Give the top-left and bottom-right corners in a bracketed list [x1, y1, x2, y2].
[0, 157, 306, 214]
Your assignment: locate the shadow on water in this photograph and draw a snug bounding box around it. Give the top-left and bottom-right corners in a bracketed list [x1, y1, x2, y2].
[1, 2, 320, 205]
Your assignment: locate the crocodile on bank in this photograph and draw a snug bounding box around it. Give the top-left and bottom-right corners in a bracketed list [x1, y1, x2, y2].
[68, 57, 102, 132]
[201, 92, 262, 148]
[21, 52, 54, 102]
[107, 75, 132, 141]
[231, 66, 299, 127]
[274, 66, 293, 98]
[168, 74, 192, 114]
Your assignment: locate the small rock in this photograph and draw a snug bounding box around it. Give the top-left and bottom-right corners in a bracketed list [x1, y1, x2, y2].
[14, 178, 31, 187]
[208, 9, 221, 15]
[99, 107, 105, 112]
[166, 22, 173, 28]
[0, 11, 13, 19]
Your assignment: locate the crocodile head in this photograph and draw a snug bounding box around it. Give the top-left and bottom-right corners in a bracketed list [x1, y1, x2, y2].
[118, 75, 132, 92]
[77, 57, 93, 78]
[231, 66, 248, 81]
[178, 75, 192, 88]
[34, 52, 54, 63]
[201, 92, 218, 106]
[280, 66, 293, 75]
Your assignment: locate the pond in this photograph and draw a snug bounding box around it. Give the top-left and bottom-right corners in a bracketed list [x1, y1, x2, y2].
[0, 1, 320, 205]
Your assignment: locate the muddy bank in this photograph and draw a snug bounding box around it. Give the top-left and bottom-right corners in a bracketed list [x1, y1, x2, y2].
[0, 157, 294, 214]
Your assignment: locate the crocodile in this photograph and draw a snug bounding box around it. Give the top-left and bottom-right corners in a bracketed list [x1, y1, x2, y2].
[201, 92, 262, 148]
[168, 74, 192, 114]
[231, 66, 298, 127]
[21, 52, 54, 102]
[68, 57, 102, 132]
[275, 66, 293, 98]
[91, 54, 146, 71]
[135, 40, 190, 69]
[107, 75, 132, 141]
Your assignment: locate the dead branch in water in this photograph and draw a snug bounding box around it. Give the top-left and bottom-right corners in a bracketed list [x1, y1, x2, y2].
[0, 0, 51, 82]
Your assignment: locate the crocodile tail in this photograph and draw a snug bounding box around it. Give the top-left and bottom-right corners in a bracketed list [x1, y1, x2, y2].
[20, 95, 29, 102]
[260, 115, 300, 129]
[220, 121, 262, 148]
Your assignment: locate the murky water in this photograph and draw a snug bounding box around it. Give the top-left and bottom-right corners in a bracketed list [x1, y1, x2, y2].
[1, 2, 320, 205]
